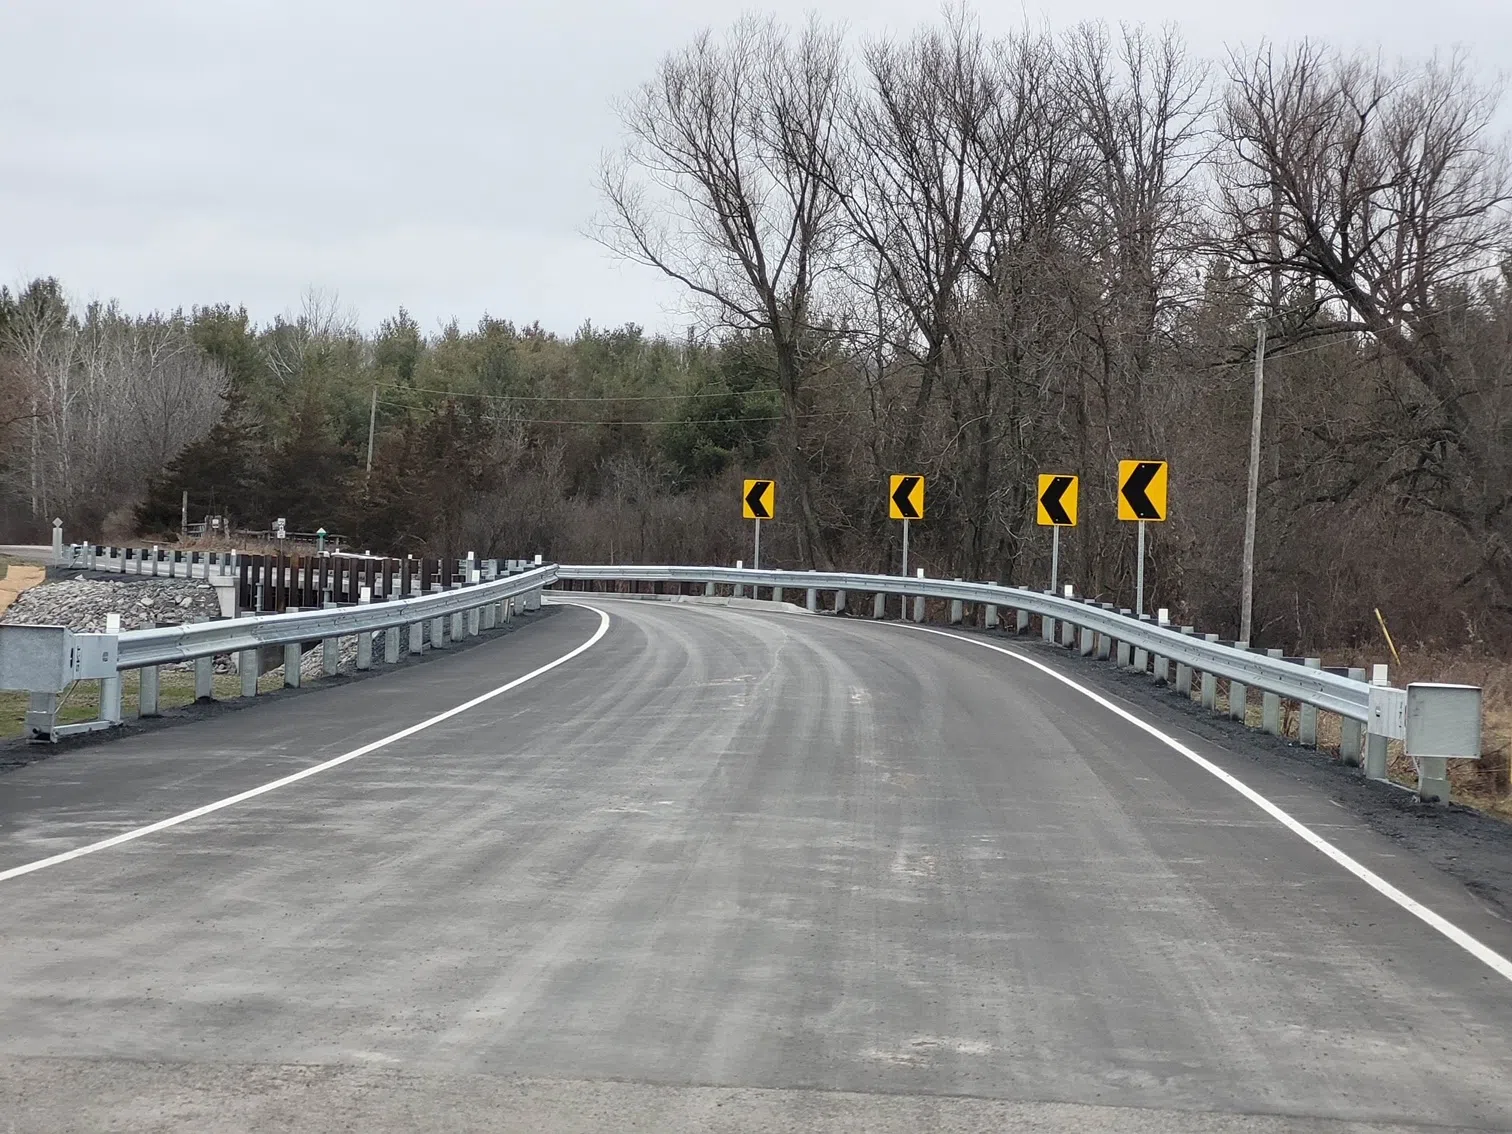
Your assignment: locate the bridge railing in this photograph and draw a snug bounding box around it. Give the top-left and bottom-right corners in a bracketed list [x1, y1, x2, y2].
[0, 563, 553, 742]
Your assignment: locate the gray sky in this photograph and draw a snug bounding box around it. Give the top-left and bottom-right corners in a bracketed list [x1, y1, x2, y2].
[2, 0, 1508, 338]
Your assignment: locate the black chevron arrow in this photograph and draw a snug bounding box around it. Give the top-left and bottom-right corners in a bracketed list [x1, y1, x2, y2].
[745, 480, 773, 519]
[1121, 462, 1164, 520]
[1039, 475, 1075, 526]
[891, 475, 922, 520]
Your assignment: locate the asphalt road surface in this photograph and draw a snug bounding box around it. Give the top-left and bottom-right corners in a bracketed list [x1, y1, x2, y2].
[3, 597, 1511, 1133]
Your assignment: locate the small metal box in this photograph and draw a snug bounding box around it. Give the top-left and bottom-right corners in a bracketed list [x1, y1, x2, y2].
[1405, 683, 1481, 760]
[0, 625, 72, 692]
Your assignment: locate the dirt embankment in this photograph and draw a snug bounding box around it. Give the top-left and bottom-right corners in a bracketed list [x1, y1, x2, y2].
[0, 561, 47, 620]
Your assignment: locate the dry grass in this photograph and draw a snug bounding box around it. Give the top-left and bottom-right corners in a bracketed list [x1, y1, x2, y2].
[0, 669, 287, 741]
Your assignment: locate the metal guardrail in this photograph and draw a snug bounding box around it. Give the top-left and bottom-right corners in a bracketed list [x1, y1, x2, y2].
[554, 565, 1370, 720]
[118, 564, 556, 667]
[1, 557, 1482, 804]
[1, 564, 554, 742]
[556, 564, 1495, 802]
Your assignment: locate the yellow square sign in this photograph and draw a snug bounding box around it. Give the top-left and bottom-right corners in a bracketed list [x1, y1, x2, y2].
[889, 475, 924, 521]
[1117, 461, 1167, 521]
[742, 479, 775, 520]
[1036, 474, 1078, 526]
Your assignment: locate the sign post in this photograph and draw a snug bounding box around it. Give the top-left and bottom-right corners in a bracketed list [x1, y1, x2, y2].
[1117, 460, 1168, 616]
[888, 475, 925, 577]
[1036, 474, 1078, 593]
[742, 480, 775, 571]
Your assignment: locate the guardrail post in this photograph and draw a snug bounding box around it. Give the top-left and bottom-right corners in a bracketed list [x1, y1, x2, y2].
[1300, 658, 1321, 746]
[138, 665, 160, 717]
[1060, 618, 1075, 648]
[873, 592, 885, 619]
[1263, 649, 1283, 735]
[912, 594, 925, 623]
[1042, 612, 1056, 642]
[1201, 634, 1220, 709]
[101, 613, 124, 723]
[806, 587, 818, 612]
[984, 603, 999, 630]
[1016, 609, 1030, 634]
[1175, 627, 1194, 696]
[1115, 612, 1132, 668]
[385, 617, 402, 664]
[1339, 667, 1366, 765]
[950, 581, 963, 625]
[239, 649, 258, 698]
[430, 583, 446, 648]
[835, 589, 846, 614]
[357, 587, 375, 669]
[1133, 616, 1150, 672]
[195, 655, 214, 701]
[284, 641, 302, 688]
[1079, 626, 1094, 656]
[1365, 664, 1390, 780]
[322, 600, 340, 675]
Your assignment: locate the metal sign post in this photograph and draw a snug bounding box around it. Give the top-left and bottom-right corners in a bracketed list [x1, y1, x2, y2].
[1051, 526, 1060, 594]
[1135, 520, 1146, 617]
[901, 518, 910, 578]
[753, 517, 761, 572]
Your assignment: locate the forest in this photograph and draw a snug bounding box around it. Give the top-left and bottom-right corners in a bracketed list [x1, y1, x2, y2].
[3, 14, 1511, 655]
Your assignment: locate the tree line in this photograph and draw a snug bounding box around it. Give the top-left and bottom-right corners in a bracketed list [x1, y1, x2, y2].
[3, 11, 1510, 654]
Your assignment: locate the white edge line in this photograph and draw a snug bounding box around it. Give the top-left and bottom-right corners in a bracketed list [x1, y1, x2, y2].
[0, 605, 612, 884]
[893, 622, 1512, 985]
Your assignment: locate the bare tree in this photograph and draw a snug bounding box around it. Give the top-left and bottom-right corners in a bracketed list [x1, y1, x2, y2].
[1218, 43, 1512, 604]
[597, 15, 848, 567]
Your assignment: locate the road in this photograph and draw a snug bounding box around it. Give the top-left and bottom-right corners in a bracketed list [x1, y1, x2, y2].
[2, 597, 1511, 1132]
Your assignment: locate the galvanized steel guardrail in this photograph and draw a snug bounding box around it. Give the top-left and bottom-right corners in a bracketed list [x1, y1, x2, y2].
[1, 564, 555, 742]
[556, 564, 1489, 804]
[118, 564, 557, 668]
[554, 566, 1370, 719]
[2, 557, 1482, 803]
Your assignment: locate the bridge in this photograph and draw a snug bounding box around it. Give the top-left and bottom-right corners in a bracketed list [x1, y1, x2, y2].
[1, 554, 1509, 1132]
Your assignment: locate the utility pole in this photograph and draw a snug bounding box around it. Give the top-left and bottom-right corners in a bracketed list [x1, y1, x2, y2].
[365, 385, 378, 476]
[1240, 320, 1266, 644]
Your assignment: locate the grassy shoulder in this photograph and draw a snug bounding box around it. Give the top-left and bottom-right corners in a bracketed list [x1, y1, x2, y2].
[0, 668, 288, 740]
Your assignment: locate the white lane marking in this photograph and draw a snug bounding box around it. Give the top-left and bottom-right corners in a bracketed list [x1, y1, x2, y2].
[0, 606, 612, 884]
[894, 623, 1512, 985]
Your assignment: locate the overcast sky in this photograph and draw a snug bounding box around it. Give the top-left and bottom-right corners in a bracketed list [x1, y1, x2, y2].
[2, 0, 1508, 339]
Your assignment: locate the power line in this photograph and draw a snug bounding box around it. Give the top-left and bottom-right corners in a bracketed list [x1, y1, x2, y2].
[382, 382, 780, 403]
[374, 398, 818, 427]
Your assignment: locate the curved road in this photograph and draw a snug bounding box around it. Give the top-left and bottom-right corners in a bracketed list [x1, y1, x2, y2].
[2, 598, 1511, 1132]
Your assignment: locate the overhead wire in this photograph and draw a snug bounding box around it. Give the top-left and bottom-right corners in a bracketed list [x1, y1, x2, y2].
[372, 397, 829, 427]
